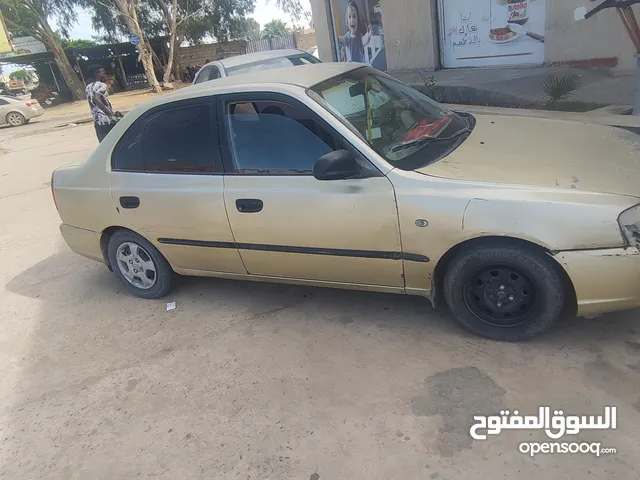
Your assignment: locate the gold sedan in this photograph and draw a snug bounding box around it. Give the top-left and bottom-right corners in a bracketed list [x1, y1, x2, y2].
[52, 63, 640, 341]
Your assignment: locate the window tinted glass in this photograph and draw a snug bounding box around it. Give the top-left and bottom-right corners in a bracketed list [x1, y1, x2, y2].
[113, 122, 143, 170]
[0, 98, 9, 106]
[226, 101, 334, 174]
[113, 104, 215, 173]
[144, 104, 214, 172]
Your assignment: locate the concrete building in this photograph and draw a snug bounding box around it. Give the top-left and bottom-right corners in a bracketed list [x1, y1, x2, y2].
[310, 0, 639, 73]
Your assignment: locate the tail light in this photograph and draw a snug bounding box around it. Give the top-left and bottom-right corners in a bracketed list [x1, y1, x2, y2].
[51, 170, 58, 211]
[25, 101, 37, 107]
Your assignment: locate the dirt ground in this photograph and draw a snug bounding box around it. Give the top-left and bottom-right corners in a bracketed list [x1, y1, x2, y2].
[1, 112, 640, 480]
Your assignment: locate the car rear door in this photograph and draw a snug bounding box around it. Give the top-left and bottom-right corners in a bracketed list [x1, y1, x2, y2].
[109, 97, 246, 275]
[219, 92, 406, 288]
[0, 98, 10, 125]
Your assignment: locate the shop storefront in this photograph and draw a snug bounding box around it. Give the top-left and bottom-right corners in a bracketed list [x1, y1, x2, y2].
[311, 0, 637, 72]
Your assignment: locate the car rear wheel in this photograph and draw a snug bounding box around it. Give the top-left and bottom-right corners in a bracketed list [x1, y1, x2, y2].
[107, 230, 174, 299]
[443, 243, 565, 341]
[6, 112, 25, 127]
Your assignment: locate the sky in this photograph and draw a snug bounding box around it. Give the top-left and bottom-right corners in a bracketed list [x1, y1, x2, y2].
[62, 0, 312, 40]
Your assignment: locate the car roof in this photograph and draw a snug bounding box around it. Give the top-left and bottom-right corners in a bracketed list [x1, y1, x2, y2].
[149, 62, 363, 111]
[214, 49, 311, 69]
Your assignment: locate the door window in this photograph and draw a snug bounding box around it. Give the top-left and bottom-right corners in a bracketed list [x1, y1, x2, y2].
[225, 100, 339, 175]
[195, 66, 220, 84]
[0, 98, 9, 106]
[194, 67, 210, 84]
[112, 103, 216, 173]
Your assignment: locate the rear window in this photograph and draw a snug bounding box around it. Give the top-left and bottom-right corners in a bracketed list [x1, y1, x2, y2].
[226, 54, 320, 76]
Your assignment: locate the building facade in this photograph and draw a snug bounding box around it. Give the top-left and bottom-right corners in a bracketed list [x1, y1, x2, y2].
[310, 0, 639, 72]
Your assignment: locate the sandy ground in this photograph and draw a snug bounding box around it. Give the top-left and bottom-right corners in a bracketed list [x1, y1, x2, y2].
[1, 113, 640, 480]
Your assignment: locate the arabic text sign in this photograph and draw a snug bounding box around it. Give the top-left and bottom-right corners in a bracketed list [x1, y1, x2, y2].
[469, 406, 617, 441]
[448, 12, 482, 51]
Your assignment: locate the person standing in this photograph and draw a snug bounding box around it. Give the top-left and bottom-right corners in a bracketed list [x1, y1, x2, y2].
[86, 65, 122, 142]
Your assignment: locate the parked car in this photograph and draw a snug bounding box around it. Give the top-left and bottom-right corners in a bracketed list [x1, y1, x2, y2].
[52, 63, 640, 341]
[0, 95, 43, 126]
[192, 49, 321, 85]
[307, 46, 319, 59]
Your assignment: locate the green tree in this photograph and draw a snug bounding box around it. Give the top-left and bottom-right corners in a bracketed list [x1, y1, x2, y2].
[59, 37, 98, 49]
[262, 19, 288, 38]
[9, 68, 35, 82]
[230, 17, 261, 41]
[82, 0, 162, 92]
[0, 0, 86, 100]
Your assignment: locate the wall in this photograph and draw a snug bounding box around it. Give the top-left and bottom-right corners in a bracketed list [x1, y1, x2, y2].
[309, 0, 336, 62]
[380, 0, 439, 71]
[294, 29, 318, 51]
[178, 41, 245, 67]
[545, 1, 638, 72]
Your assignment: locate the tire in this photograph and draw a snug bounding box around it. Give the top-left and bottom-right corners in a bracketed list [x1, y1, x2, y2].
[443, 242, 565, 341]
[6, 111, 25, 127]
[107, 230, 174, 299]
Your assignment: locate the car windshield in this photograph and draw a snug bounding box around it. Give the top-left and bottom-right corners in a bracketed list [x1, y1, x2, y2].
[308, 67, 472, 170]
[226, 53, 320, 76]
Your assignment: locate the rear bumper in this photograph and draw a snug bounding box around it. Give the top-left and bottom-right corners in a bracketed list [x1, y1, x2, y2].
[555, 247, 640, 316]
[25, 107, 44, 119]
[60, 224, 104, 264]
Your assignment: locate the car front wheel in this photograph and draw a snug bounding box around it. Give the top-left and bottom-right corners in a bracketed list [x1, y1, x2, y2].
[443, 242, 565, 341]
[107, 230, 174, 299]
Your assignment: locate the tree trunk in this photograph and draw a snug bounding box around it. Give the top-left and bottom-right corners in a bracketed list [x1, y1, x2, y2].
[173, 34, 184, 81]
[40, 23, 85, 101]
[114, 0, 162, 93]
[163, 0, 179, 84]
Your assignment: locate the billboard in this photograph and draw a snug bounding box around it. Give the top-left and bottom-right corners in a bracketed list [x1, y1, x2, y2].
[0, 13, 12, 54]
[330, 0, 387, 71]
[439, 0, 546, 68]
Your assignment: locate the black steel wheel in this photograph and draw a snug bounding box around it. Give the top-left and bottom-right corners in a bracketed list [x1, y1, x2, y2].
[463, 266, 537, 327]
[444, 242, 565, 341]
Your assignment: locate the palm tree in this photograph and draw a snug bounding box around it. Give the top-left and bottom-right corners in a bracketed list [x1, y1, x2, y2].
[262, 19, 288, 39]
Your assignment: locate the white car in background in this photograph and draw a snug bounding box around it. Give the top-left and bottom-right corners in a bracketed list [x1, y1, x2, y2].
[307, 46, 319, 59]
[193, 49, 321, 85]
[0, 95, 43, 126]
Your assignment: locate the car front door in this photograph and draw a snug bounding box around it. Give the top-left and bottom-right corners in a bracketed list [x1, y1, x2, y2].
[109, 97, 246, 275]
[219, 93, 405, 288]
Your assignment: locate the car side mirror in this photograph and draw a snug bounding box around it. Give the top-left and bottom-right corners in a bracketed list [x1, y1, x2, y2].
[313, 149, 361, 181]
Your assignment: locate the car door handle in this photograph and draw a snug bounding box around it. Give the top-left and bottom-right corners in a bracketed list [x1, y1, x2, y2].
[120, 196, 140, 209]
[236, 198, 263, 213]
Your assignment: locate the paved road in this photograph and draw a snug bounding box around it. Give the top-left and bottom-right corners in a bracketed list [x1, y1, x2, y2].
[1, 116, 640, 480]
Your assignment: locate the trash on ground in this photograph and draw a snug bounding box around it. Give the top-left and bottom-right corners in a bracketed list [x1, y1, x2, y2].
[166, 301, 176, 311]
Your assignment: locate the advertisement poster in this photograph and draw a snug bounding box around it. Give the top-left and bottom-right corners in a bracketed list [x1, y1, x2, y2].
[439, 0, 546, 68]
[330, 0, 387, 71]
